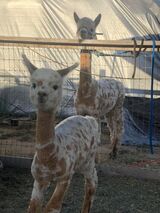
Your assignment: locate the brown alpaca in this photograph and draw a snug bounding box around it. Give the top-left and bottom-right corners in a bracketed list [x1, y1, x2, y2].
[22, 54, 99, 213]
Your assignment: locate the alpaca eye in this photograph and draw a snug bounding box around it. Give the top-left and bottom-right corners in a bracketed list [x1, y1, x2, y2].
[53, 85, 58, 90]
[32, 83, 36, 89]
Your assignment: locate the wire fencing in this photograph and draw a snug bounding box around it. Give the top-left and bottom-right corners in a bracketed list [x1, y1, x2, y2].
[0, 38, 159, 160]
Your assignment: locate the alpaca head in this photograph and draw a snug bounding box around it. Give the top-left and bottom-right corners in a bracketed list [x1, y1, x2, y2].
[22, 54, 79, 112]
[74, 12, 101, 39]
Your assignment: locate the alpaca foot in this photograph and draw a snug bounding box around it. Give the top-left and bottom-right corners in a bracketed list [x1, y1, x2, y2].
[27, 199, 42, 213]
[109, 151, 117, 159]
[44, 208, 60, 213]
[109, 147, 117, 160]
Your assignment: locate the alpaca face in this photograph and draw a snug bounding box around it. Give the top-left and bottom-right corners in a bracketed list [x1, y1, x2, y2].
[76, 17, 97, 39]
[74, 12, 101, 39]
[22, 54, 79, 112]
[30, 69, 63, 112]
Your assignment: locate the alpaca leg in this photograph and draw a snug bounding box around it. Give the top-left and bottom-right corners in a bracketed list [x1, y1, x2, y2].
[106, 115, 117, 159]
[109, 135, 119, 159]
[44, 178, 71, 213]
[107, 106, 124, 159]
[97, 118, 101, 134]
[108, 120, 123, 159]
[28, 180, 49, 213]
[81, 168, 98, 213]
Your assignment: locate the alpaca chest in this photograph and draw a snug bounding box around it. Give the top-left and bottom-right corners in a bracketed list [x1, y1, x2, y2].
[75, 101, 97, 116]
[31, 153, 70, 183]
[75, 88, 119, 117]
[75, 87, 98, 116]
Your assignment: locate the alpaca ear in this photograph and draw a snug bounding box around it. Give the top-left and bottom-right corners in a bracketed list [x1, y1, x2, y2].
[74, 12, 80, 24]
[22, 54, 38, 75]
[57, 62, 79, 77]
[94, 14, 101, 27]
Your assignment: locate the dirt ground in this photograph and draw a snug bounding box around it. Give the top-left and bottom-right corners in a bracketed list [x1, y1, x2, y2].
[1, 142, 160, 213]
[1, 119, 160, 212]
[0, 167, 160, 213]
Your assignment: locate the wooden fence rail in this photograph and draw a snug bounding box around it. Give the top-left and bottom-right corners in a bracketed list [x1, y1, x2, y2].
[0, 36, 159, 51]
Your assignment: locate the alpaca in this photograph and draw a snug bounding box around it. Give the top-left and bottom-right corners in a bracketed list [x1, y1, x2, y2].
[22, 54, 99, 213]
[74, 12, 101, 39]
[74, 12, 125, 158]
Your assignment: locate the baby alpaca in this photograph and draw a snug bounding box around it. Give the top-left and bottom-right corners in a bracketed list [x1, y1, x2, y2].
[74, 12, 125, 158]
[22, 54, 99, 213]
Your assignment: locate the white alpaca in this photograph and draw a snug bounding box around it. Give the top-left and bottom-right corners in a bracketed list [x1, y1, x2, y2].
[74, 12, 101, 39]
[74, 12, 125, 158]
[22, 54, 99, 213]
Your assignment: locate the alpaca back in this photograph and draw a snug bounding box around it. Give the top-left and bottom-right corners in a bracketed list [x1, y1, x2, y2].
[55, 115, 99, 171]
[55, 115, 99, 149]
[75, 79, 125, 118]
[96, 79, 125, 115]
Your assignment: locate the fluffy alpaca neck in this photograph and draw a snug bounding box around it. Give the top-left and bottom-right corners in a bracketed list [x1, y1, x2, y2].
[35, 110, 57, 162]
[36, 109, 55, 146]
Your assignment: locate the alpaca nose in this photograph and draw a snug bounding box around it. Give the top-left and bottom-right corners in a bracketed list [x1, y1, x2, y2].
[79, 28, 88, 39]
[80, 29, 88, 34]
[38, 91, 47, 103]
[38, 91, 47, 97]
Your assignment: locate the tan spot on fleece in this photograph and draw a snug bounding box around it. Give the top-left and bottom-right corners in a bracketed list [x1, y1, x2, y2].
[35, 110, 57, 165]
[45, 180, 69, 211]
[28, 198, 41, 213]
[82, 180, 96, 212]
[37, 80, 43, 86]
[34, 157, 54, 183]
[66, 145, 72, 150]
[37, 143, 55, 163]
[36, 110, 55, 145]
[90, 136, 94, 148]
[84, 143, 89, 151]
[69, 162, 74, 172]
[56, 158, 67, 176]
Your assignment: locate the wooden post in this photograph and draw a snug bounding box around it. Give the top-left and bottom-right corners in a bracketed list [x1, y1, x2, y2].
[80, 50, 91, 72]
[76, 49, 96, 110]
[80, 50, 92, 86]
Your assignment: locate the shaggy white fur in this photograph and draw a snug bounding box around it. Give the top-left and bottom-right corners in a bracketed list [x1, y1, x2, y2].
[74, 12, 125, 158]
[22, 54, 99, 213]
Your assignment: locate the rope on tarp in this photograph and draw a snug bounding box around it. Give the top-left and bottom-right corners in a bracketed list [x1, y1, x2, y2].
[132, 38, 144, 78]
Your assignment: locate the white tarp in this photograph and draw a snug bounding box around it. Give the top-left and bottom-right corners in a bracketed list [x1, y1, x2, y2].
[0, 0, 159, 88]
[0, 0, 159, 39]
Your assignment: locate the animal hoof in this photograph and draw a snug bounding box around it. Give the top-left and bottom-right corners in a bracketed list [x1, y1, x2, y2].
[109, 151, 117, 160]
[27, 199, 42, 213]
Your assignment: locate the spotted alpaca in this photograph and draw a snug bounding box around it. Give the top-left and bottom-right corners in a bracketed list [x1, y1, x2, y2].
[74, 12, 125, 158]
[22, 54, 99, 213]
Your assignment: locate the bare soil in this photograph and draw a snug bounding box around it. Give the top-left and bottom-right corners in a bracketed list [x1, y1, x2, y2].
[0, 167, 160, 213]
[1, 118, 160, 212]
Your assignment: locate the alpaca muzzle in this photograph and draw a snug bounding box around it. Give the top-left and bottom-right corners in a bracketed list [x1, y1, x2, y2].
[38, 92, 47, 104]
